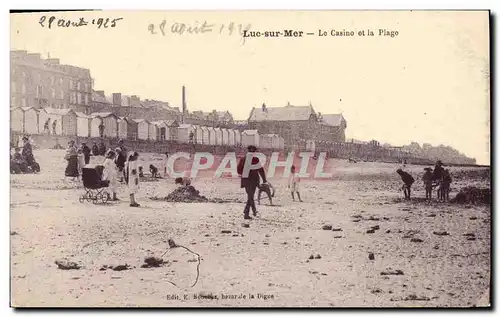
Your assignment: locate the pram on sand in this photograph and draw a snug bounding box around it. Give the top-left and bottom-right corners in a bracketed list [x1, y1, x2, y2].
[79, 166, 110, 204]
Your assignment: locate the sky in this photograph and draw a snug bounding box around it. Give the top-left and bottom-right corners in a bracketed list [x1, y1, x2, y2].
[10, 11, 490, 164]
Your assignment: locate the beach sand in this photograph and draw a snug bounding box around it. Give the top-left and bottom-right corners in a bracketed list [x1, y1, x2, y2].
[10, 149, 491, 307]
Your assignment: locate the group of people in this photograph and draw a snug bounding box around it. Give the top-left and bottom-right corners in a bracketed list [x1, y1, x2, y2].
[10, 136, 40, 174]
[65, 139, 141, 207]
[397, 160, 453, 202]
[236, 145, 302, 220]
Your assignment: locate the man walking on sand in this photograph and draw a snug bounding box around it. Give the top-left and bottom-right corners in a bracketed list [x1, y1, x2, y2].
[237, 145, 267, 220]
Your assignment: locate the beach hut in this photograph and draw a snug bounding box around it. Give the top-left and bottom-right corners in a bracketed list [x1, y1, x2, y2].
[271, 134, 280, 149]
[214, 127, 223, 146]
[90, 112, 119, 138]
[117, 117, 129, 140]
[221, 128, 229, 146]
[151, 121, 167, 141]
[306, 140, 316, 152]
[242, 130, 260, 148]
[165, 120, 179, 141]
[278, 136, 285, 150]
[23, 107, 40, 135]
[208, 127, 216, 145]
[10, 107, 24, 133]
[178, 123, 195, 143]
[148, 122, 157, 141]
[200, 126, 210, 145]
[133, 119, 150, 140]
[234, 130, 242, 147]
[39, 108, 77, 136]
[192, 125, 201, 144]
[227, 128, 235, 146]
[75, 112, 91, 138]
[260, 134, 274, 149]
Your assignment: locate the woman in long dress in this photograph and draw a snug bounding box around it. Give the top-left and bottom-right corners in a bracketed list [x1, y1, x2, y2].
[125, 151, 140, 207]
[102, 150, 119, 201]
[65, 140, 79, 180]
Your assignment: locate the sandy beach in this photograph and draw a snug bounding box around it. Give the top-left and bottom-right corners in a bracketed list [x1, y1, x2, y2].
[10, 149, 491, 307]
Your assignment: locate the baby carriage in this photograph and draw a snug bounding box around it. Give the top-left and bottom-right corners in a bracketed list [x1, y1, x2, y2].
[79, 166, 110, 204]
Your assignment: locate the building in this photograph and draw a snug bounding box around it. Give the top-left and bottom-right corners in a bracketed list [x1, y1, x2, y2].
[318, 113, 347, 142]
[10, 50, 92, 111]
[248, 102, 318, 147]
[248, 102, 347, 147]
[90, 90, 113, 114]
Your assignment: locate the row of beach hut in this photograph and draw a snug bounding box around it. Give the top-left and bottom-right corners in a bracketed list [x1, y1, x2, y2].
[10, 107, 285, 150]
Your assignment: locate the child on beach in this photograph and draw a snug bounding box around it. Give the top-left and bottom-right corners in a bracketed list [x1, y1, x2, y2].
[288, 165, 302, 202]
[396, 169, 415, 200]
[439, 169, 452, 202]
[423, 167, 434, 201]
[102, 150, 119, 201]
[77, 148, 85, 177]
[125, 151, 140, 207]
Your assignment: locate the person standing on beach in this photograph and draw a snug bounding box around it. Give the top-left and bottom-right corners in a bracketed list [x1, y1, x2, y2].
[76, 147, 85, 177]
[423, 167, 434, 201]
[396, 168, 415, 200]
[81, 142, 91, 165]
[162, 151, 169, 178]
[102, 150, 120, 201]
[125, 151, 140, 207]
[237, 145, 267, 220]
[64, 140, 79, 180]
[288, 165, 303, 202]
[98, 140, 107, 156]
[92, 141, 99, 156]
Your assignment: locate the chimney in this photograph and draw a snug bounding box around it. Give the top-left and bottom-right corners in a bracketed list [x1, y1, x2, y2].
[112, 93, 122, 106]
[286, 101, 291, 107]
[182, 86, 187, 123]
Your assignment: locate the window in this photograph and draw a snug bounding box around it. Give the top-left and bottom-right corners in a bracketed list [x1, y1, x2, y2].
[76, 93, 81, 104]
[21, 83, 26, 94]
[84, 83, 88, 92]
[59, 90, 64, 99]
[51, 88, 56, 99]
[84, 94, 89, 105]
[11, 82, 16, 93]
[69, 79, 73, 89]
[77, 82, 81, 91]
[50, 77, 55, 86]
[21, 71, 26, 78]
[59, 78, 63, 86]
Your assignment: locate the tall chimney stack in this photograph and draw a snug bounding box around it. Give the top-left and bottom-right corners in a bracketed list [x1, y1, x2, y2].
[182, 85, 186, 123]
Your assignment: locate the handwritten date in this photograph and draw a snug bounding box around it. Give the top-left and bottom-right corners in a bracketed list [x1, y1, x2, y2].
[39, 16, 123, 29]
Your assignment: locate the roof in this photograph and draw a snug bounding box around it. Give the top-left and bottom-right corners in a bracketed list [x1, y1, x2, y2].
[262, 133, 279, 137]
[243, 129, 259, 135]
[179, 124, 193, 129]
[90, 112, 116, 119]
[42, 108, 75, 116]
[133, 118, 150, 124]
[165, 120, 178, 127]
[74, 111, 91, 118]
[320, 114, 345, 127]
[249, 104, 315, 122]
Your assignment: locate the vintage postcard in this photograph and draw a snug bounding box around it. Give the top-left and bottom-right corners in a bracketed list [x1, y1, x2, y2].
[9, 10, 490, 307]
